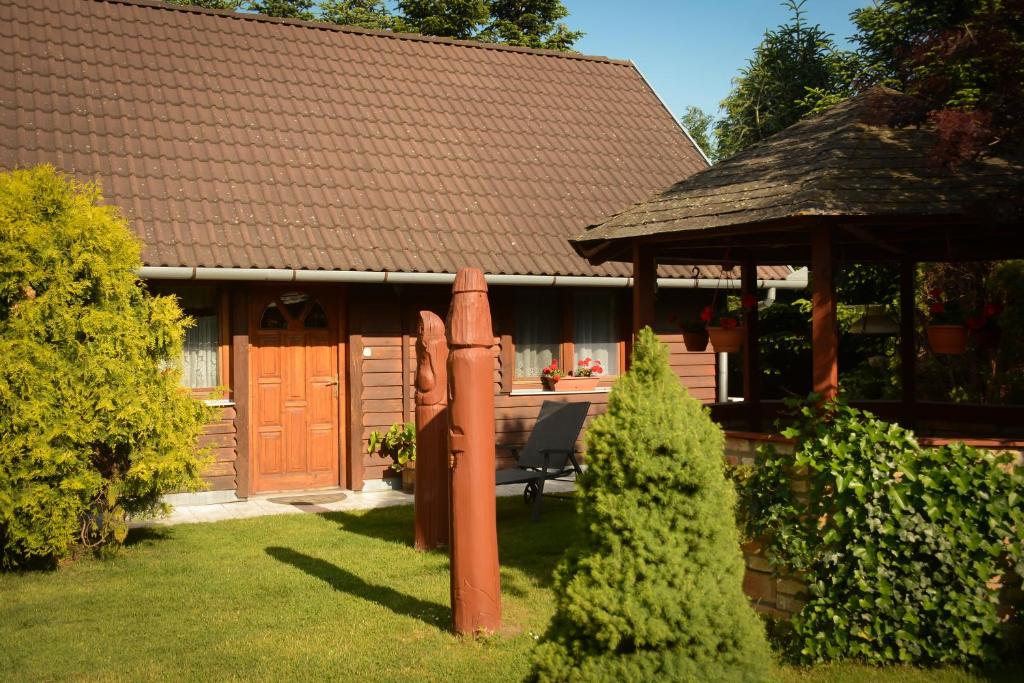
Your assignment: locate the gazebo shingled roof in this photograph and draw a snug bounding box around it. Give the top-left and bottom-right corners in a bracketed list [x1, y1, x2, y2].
[572, 88, 1024, 266]
[571, 87, 1024, 431]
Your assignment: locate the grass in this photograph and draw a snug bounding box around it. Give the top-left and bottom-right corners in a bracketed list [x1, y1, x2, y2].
[0, 498, 1017, 682]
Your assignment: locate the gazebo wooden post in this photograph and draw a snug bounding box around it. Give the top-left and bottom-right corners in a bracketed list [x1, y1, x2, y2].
[632, 244, 656, 336]
[741, 259, 761, 430]
[811, 225, 839, 401]
[899, 260, 917, 426]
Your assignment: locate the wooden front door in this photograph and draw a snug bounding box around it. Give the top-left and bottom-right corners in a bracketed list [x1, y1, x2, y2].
[250, 290, 341, 492]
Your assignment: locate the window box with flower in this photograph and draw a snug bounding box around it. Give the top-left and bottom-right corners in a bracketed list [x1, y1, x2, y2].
[925, 289, 967, 355]
[541, 357, 603, 391]
[707, 294, 757, 353]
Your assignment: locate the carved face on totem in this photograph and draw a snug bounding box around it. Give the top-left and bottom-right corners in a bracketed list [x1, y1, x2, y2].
[415, 310, 447, 405]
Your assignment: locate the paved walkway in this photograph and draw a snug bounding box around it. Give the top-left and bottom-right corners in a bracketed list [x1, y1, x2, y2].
[134, 478, 577, 527]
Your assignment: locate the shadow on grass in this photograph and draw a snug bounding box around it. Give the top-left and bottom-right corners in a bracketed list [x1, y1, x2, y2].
[124, 526, 174, 548]
[317, 495, 577, 593]
[265, 546, 448, 631]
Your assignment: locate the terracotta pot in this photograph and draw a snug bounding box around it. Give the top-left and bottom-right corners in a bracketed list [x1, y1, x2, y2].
[541, 375, 560, 391]
[927, 324, 967, 355]
[552, 375, 600, 392]
[708, 326, 744, 353]
[682, 330, 709, 352]
[401, 464, 415, 493]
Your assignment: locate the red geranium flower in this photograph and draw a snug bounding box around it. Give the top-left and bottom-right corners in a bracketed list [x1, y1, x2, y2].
[720, 317, 739, 330]
[699, 306, 713, 322]
[930, 302, 945, 315]
[593, 365, 603, 374]
[550, 359, 558, 368]
[984, 303, 1001, 317]
[741, 293, 757, 309]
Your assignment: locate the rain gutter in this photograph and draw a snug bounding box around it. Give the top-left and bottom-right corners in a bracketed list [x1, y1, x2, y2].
[136, 267, 808, 290]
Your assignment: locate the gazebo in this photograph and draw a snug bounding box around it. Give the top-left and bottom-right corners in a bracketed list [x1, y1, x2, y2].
[572, 88, 1024, 437]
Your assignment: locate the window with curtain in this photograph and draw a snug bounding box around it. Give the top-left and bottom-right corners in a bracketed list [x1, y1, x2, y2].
[514, 290, 560, 378]
[573, 291, 619, 376]
[166, 287, 220, 389]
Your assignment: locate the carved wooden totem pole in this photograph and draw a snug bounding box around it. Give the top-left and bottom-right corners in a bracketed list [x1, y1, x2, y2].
[446, 268, 501, 634]
[414, 310, 450, 551]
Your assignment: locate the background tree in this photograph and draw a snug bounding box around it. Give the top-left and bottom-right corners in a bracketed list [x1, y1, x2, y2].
[320, 0, 400, 30]
[715, 0, 855, 159]
[531, 328, 771, 682]
[168, 0, 581, 50]
[247, 0, 316, 20]
[679, 105, 718, 163]
[397, 0, 490, 39]
[478, 0, 582, 50]
[851, 0, 1024, 159]
[0, 166, 210, 568]
[165, 0, 244, 9]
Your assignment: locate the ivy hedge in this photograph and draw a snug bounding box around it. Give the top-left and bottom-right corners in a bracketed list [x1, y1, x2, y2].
[738, 397, 1024, 666]
[0, 166, 211, 568]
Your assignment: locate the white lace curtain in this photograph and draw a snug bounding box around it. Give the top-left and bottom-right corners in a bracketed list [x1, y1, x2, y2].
[514, 291, 559, 378]
[573, 292, 618, 375]
[182, 314, 219, 388]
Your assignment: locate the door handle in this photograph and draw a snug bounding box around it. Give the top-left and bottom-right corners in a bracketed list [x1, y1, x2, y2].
[326, 375, 339, 397]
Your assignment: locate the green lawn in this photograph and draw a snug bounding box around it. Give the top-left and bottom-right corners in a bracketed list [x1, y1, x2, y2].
[0, 498, 1016, 682]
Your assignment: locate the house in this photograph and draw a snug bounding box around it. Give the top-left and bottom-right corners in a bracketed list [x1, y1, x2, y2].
[1, 0, 801, 501]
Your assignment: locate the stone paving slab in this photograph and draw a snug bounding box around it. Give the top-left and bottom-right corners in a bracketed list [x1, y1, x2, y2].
[133, 478, 577, 527]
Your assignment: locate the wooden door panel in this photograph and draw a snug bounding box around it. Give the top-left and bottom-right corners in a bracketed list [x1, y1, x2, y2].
[309, 426, 335, 472]
[250, 290, 341, 493]
[283, 335, 306, 401]
[257, 381, 282, 426]
[284, 406, 307, 473]
[256, 429, 283, 475]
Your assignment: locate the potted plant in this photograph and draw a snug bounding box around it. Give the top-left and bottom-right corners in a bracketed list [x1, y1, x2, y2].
[559, 357, 604, 391]
[681, 309, 710, 352]
[925, 289, 967, 355]
[540, 359, 563, 391]
[367, 421, 416, 492]
[967, 302, 1002, 350]
[707, 295, 756, 353]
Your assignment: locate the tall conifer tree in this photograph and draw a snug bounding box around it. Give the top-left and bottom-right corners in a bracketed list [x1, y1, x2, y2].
[531, 328, 771, 682]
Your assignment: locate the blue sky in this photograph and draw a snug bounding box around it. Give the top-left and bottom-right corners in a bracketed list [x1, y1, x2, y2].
[563, 0, 870, 119]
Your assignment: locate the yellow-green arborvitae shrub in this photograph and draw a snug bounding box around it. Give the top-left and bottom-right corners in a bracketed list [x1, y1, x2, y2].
[530, 327, 772, 682]
[0, 165, 211, 568]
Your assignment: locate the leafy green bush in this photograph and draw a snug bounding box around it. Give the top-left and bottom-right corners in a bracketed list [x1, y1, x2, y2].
[530, 327, 771, 682]
[740, 397, 1024, 665]
[0, 166, 211, 568]
[367, 422, 416, 472]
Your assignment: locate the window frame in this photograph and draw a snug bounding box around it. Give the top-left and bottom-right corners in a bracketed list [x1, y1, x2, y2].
[149, 283, 230, 394]
[506, 288, 627, 390]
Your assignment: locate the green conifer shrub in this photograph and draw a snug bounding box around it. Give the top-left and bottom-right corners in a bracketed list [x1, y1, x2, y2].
[0, 166, 211, 568]
[530, 327, 772, 682]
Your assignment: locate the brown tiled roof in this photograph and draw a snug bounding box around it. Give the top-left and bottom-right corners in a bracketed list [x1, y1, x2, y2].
[0, 0, 790, 281]
[574, 88, 1024, 265]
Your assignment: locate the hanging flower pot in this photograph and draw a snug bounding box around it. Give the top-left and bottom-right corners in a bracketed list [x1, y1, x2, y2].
[926, 324, 967, 355]
[708, 326, 744, 353]
[682, 329, 709, 352]
[925, 290, 967, 355]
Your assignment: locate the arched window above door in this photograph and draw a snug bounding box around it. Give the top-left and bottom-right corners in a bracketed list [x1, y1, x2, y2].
[260, 293, 329, 330]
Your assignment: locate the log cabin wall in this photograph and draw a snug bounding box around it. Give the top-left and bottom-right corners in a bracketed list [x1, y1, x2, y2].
[347, 283, 718, 486]
[196, 403, 238, 492]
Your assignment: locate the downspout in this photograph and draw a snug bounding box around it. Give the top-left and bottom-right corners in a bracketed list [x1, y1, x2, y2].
[715, 286, 782, 403]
